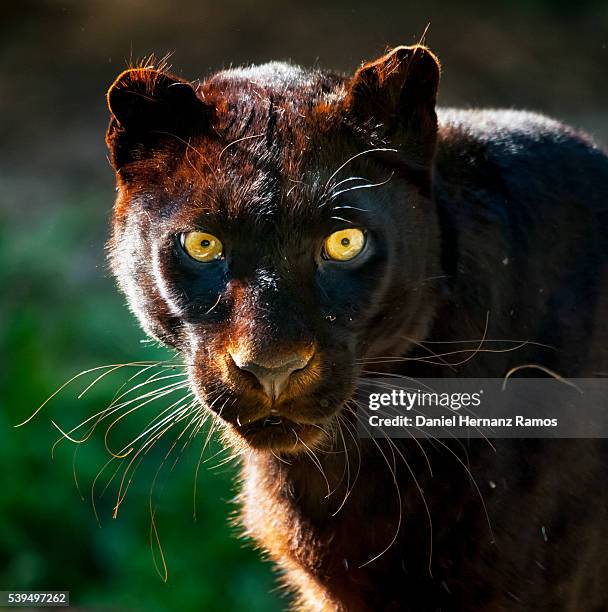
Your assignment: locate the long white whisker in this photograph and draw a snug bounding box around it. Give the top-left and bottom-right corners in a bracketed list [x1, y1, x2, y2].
[328, 173, 394, 201]
[321, 148, 398, 200]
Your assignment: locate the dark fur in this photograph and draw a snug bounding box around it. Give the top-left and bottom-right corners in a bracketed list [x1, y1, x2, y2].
[106, 47, 608, 610]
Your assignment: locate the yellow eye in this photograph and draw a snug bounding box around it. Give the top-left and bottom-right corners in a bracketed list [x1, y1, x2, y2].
[181, 231, 223, 262]
[323, 228, 366, 261]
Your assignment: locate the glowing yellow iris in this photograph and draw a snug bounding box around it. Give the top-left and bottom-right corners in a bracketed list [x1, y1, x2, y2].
[323, 228, 366, 261]
[182, 231, 223, 262]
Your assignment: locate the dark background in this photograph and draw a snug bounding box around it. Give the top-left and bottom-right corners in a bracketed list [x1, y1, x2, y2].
[1, 1, 606, 610]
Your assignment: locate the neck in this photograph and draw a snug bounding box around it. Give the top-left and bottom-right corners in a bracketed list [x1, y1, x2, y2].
[240, 429, 438, 524]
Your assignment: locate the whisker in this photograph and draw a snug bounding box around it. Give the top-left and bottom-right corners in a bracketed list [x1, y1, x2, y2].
[357, 341, 532, 366]
[104, 382, 191, 458]
[149, 502, 168, 582]
[381, 429, 434, 576]
[16, 361, 179, 427]
[321, 148, 398, 201]
[53, 373, 190, 451]
[326, 176, 370, 193]
[111, 392, 197, 460]
[330, 413, 358, 516]
[353, 412, 403, 569]
[502, 364, 582, 392]
[218, 133, 265, 160]
[297, 434, 332, 497]
[328, 173, 394, 201]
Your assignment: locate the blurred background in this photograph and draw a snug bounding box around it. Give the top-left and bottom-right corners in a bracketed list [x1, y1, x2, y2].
[1, 1, 606, 610]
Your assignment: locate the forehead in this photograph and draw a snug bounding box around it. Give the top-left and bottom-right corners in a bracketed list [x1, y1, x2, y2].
[201, 62, 344, 117]
[201, 63, 345, 170]
[166, 64, 362, 226]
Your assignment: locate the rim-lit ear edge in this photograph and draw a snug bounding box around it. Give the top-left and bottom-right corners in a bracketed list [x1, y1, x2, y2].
[106, 67, 212, 171]
[344, 45, 441, 163]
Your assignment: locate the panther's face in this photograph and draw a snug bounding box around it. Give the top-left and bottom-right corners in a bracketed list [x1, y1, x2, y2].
[106, 46, 442, 452]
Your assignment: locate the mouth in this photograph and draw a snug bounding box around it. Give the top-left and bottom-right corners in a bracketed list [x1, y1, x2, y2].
[232, 414, 331, 452]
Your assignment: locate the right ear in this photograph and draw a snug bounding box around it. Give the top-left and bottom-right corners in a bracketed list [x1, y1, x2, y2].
[344, 45, 440, 164]
[106, 67, 212, 171]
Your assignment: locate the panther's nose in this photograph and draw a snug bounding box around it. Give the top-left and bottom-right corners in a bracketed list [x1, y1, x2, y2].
[230, 350, 313, 400]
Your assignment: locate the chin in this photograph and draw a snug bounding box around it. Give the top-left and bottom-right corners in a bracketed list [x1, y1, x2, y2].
[222, 415, 335, 454]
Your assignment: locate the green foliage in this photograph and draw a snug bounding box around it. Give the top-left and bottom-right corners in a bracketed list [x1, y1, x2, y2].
[0, 197, 281, 611]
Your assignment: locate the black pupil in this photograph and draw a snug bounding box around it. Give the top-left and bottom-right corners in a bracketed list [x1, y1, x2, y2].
[201, 239, 211, 248]
[341, 237, 350, 247]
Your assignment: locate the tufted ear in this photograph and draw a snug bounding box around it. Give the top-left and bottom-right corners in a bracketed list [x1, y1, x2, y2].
[106, 67, 211, 171]
[345, 45, 441, 163]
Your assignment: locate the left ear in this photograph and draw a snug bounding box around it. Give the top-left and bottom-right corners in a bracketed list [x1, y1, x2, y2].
[106, 66, 212, 172]
[344, 45, 441, 162]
